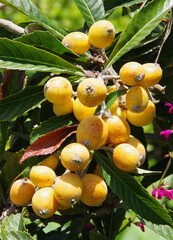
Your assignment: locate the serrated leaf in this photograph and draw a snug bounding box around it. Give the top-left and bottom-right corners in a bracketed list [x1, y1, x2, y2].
[106, 0, 173, 68]
[104, 0, 144, 12]
[94, 151, 173, 226]
[0, 38, 84, 76]
[30, 113, 76, 144]
[74, 0, 105, 27]
[0, 86, 44, 121]
[1, 213, 26, 232]
[142, 220, 173, 240]
[19, 125, 77, 164]
[15, 31, 89, 63]
[0, 0, 66, 39]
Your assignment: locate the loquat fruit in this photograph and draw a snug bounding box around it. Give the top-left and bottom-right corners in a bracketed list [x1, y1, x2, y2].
[88, 20, 115, 48]
[10, 178, 35, 206]
[126, 86, 149, 113]
[44, 77, 73, 104]
[93, 164, 103, 178]
[126, 100, 155, 126]
[107, 85, 117, 93]
[38, 153, 59, 170]
[60, 143, 91, 172]
[32, 187, 58, 218]
[113, 143, 141, 172]
[80, 174, 108, 206]
[73, 97, 97, 122]
[54, 172, 83, 207]
[140, 63, 162, 87]
[53, 98, 74, 116]
[126, 135, 146, 166]
[77, 78, 107, 107]
[104, 115, 130, 145]
[119, 62, 145, 86]
[29, 165, 56, 188]
[76, 115, 108, 150]
[62, 32, 91, 55]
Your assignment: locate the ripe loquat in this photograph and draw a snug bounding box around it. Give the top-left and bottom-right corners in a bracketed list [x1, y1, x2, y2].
[119, 62, 145, 86]
[44, 77, 73, 104]
[80, 174, 108, 206]
[140, 63, 162, 87]
[38, 153, 59, 170]
[107, 85, 117, 93]
[60, 143, 91, 172]
[104, 115, 130, 145]
[29, 165, 56, 188]
[126, 86, 149, 113]
[62, 32, 91, 55]
[76, 115, 108, 150]
[126, 135, 146, 166]
[126, 100, 155, 126]
[53, 98, 74, 116]
[54, 172, 83, 207]
[77, 78, 107, 107]
[32, 187, 58, 218]
[10, 178, 35, 206]
[113, 143, 141, 172]
[73, 97, 97, 122]
[88, 20, 115, 48]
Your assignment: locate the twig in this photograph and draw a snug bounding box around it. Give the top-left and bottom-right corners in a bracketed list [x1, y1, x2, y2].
[0, 19, 24, 34]
[0, 3, 6, 9]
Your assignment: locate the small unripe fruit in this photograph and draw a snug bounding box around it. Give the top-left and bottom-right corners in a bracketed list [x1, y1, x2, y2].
[88, 20, 115, 48]
[38, 153, 59, 170]
[73, 97, 97, 122]
[126, 86, 149, 113]
[29, 165, 56, 188]
[113, 143, 141, 172]
[140, 63, 162, 87]
[107, 85, 117, 93]
[10, 178, 35, 206]
[119, 62, 145, 86]
[77, 78, 107, 107]
[44, 77, 73, 104]
[62, 32, 91, 55]
[126, 135, 146, 166]
[32, 187, 58, 218]
[80, 174, 108, 206]
[53, 98, 74, 116]
[104, 115, 130, 145]
[126, 100, 155, 126]
[54, 172, 83, 207]
[76, 115, 108, 150]
[60, 143, 91, 172]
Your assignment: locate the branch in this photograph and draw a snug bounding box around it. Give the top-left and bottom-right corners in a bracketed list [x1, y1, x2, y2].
[0, 19, 24, 34]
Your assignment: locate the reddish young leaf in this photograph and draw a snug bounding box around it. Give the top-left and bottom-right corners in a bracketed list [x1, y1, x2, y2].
[19, 125, 77, 164]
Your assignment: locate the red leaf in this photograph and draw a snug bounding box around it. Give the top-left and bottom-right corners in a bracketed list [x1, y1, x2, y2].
[19, 125, 77, 164]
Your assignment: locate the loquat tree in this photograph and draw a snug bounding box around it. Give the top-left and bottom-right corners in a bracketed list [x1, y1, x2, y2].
[0, 0, 173, 239]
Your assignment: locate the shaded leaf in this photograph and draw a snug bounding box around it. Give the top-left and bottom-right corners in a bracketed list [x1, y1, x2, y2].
[0, 121, 10, 159]
[74, 0, 105, 27]
[94, 151, 172, 226]
[104, 0, 143, 12]
[1, 230, 34, 240]
[106, 0, 173, 68]
[19, 125, 77, 164]
[0, 86, 44, 121]
[30, 113, 76, 144]
[105, 89, 126, 110]
[1, 0, 66, 39]
[0, 38, 84, 76]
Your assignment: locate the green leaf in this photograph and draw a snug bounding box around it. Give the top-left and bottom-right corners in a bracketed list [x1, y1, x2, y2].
[74, 0, 105, 27]
[0, 0, 66, 39]
[104, 0, 144, 12]
[94, 151, 173, 226]
[89, 230, 107, 240]
[1, 213, 26, 232]
[106, 0, 173, 68]
[0, 121, 10, 159]
[0, 86, 44, 121]
[0, 38, 84, 76]
[30, 113, 76, 144]
[142, 220, 173, 240]
[105, 89, 126, 110]
[1, 230, 34, 240]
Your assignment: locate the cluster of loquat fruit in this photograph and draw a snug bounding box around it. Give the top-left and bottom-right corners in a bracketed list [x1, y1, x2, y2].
[9, 19, 163, 219]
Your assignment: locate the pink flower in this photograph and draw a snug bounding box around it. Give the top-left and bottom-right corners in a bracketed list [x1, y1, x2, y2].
[160, 130, 172, 141]
[165, 103, 173, 114]
[152, 188, 156, 198]
[136, 222, 145, 232]
[163, 189, 173, 200]
[152, 185, 173, 201]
